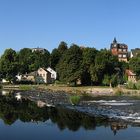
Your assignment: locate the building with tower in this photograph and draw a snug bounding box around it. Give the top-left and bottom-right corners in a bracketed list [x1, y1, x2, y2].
[110, 38, 128, 62]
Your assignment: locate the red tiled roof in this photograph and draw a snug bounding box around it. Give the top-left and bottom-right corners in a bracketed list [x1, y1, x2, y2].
[125, 69, 136, 76]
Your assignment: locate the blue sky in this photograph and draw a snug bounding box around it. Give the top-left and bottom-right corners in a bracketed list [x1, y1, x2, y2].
[0, 0, 140, 55]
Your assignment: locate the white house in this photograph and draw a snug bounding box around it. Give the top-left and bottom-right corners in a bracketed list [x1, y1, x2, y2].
[47, 67, 57, 80]
[16, 74, 22, 81]
[2, 79, 9, 83]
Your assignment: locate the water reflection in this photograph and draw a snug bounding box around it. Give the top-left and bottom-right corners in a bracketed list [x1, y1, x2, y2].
[0, 91, 129, 135]
[110, 122, 127, 135]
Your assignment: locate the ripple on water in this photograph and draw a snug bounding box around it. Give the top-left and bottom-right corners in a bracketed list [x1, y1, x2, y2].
[85, 100, 134, 106]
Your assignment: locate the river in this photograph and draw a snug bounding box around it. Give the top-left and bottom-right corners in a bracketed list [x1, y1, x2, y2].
[0, 90, 140, 140]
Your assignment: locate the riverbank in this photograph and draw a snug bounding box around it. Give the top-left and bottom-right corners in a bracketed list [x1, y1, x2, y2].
[1, 85, 140, 124]
[2, 84, 140, 96]
[13, 89, 140, 125]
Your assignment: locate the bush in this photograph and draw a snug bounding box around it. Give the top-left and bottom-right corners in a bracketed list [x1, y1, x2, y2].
[55, 80, 64, 85]
[135, 80, 140, 90]
[126, 81, 136, 89]
[19, 85, 33, 90]
[69, 95, 81, 105]
[115, 88, 124, 96]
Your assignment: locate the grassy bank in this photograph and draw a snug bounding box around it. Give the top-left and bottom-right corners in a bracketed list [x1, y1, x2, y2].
[1, 84, 140, 96]
[45, 85, 113, 95]
[37, 85, 140, 96]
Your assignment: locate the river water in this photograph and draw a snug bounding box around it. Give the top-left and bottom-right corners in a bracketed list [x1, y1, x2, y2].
[0, 90, 140, 140]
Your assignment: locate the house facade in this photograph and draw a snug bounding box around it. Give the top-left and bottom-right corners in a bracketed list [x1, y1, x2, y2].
[47, 67, 57, 81]
[110, 38, 128, 62]
[37, 68, 51, 84]
[125, 69, 137, 83]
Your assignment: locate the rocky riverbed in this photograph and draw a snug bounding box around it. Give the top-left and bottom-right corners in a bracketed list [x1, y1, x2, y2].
[12, 90, 140, 125]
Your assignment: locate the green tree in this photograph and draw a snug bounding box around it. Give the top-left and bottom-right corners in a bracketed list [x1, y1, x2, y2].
[50, 41, 68, 70]
[0, 48, 18, 82]
[29, 50, 50, 71]
[18, 48, 50, 73]
[58, 41, 68, 53]
[81, 48, 98, 85]
[50, 48, 61, 70]
[57, 44, 83, 86]
[102, 74, 111, 86]
[17, 48, 33, 74]
[90, 49, 119, 85]
[129, 57, 140, 79]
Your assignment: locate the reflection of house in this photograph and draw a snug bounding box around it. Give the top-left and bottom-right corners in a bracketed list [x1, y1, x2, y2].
[110, 122, 127, 135]
[130, 48, 140, 58]
[37, 100, 46, 108]
[110, 38, 128, 62]
[125, 69, 137, 83]
[47, 67, 57, 81]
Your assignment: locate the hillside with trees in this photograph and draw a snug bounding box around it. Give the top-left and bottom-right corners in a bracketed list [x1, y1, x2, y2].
[0, 41, 128, 86]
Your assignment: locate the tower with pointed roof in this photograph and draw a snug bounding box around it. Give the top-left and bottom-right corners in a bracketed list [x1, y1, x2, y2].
[113, 37, 117, 44]
[110, 38, 128, 62]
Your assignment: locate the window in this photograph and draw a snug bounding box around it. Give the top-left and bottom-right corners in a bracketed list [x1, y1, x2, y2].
[118, 49, 122, 52]
[123, 54, 126, 58]
[123, 49, 127, 52]
[43, 74, 45, 77]
[118, 54, 122, 57]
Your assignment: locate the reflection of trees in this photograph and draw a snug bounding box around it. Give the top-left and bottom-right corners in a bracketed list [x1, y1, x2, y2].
[48, 107, 98, 131]
[0, 94, 49, 125]
[0, 94, 128, 132]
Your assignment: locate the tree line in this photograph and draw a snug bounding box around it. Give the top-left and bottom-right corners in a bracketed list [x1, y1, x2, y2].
[0, 41, 129, 86]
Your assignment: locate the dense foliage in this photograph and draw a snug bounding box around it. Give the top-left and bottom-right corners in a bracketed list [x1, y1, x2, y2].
[0, 41, 128, 86]
[129, 56, 140, 79]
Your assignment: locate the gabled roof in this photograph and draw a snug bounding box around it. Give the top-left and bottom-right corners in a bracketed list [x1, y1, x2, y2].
[38, 67, 51, 74]
[125, 69, 136, 76]
[47, 67, 56, 73]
